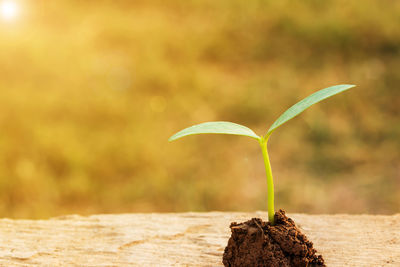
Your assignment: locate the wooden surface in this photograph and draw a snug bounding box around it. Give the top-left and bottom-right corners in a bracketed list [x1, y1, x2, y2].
[0, 212, 399, 266]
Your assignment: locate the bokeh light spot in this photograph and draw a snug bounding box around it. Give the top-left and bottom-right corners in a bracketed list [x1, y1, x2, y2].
[0, 0, 18, 21]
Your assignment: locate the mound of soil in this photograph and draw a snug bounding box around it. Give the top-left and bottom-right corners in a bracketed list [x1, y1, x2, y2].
[223, 209, 325, 267]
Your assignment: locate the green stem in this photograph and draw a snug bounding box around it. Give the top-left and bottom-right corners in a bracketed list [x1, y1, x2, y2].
[259, 136, 275, 225]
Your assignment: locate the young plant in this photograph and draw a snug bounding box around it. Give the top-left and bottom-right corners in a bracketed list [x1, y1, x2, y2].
[169, 84, 355, 225]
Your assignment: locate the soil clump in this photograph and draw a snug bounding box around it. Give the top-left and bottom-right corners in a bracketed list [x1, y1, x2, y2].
[223, 209, 325, 267]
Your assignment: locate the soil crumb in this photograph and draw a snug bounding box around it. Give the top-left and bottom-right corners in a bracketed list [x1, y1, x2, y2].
[223, 209, 325, 267]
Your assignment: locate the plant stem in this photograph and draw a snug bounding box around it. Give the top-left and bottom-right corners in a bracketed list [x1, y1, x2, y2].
[259, 136, 275, 225]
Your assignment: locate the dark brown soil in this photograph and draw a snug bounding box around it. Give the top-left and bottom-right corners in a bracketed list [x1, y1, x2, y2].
[223, 209, 325, 267]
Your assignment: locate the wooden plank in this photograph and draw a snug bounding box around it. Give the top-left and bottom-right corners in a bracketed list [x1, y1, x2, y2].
[0, 212, 398, 266]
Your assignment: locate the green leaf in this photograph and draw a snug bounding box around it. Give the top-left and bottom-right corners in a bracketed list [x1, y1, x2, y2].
[267, 84, 356, 135]
[169, 121, 260, 141]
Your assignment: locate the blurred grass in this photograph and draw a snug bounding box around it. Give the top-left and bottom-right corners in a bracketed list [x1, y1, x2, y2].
[0, 0, 399, 218]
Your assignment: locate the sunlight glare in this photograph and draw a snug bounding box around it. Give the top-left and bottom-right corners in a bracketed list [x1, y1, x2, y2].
[0, 1, 19, 21]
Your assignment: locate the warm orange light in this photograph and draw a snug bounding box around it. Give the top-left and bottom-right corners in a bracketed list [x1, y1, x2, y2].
[0, 0, 19, 21]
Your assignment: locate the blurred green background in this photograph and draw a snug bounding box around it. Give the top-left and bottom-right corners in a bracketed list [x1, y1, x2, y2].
[0, 0, 398, 218]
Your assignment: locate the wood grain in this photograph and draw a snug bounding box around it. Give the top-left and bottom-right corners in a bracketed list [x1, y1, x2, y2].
[0, 212, 398, 266]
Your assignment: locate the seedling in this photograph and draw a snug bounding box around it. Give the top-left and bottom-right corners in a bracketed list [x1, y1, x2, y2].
[169, 84, 355, 224]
